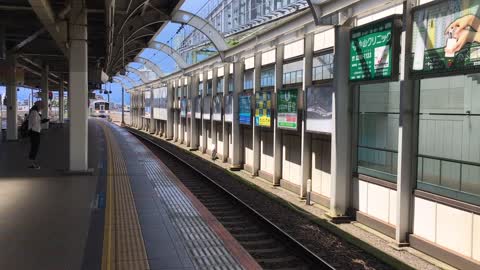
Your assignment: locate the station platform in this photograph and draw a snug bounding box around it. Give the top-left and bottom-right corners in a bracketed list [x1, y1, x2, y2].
[0, 119, 259, 270]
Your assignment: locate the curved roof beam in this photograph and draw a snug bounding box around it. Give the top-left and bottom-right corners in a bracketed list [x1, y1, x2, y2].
[125, 66, 151, 83]
[171, 10, 229, 53]
[111, 47, 143, 71]
[148, 41, 187, 69]
[115, 73, 140, 87]
[134, 55, 165, 77]
[112, 77, 132, 89]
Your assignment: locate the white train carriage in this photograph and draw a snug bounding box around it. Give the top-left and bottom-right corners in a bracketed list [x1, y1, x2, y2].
[89, 99, 110, 118]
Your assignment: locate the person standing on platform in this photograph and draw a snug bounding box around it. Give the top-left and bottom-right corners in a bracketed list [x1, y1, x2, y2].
[27, 101, 49, 169]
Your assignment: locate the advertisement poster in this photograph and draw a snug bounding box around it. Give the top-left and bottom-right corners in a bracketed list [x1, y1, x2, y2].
[239, 92, 252, 125]
[213, 95, 222, 121]
[306, 85, 333, 133]
[350, 16, 399, 81]
[224, 94, 233, 122]
[187, 99, 192, 118]
[144, 91, 151, 118]
[412, 0, 480, 76]
[195, 96, 202, 119]
[203, 96, 211, 120]
[255, 91, 272, 127]
[153, 87, 168, 120]
[277, 89, 298, 130]
[180, 98, 187, 118]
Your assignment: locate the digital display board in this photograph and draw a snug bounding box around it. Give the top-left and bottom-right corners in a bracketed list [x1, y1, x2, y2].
[255, 91, 272, 127]
[239, 92, 252, 125]
[224, 95, 233, 122]
[153, 87, 168, 120]
[306, 85, 333, 133]
[203, 96, 211, 120]
[350, 16, 400, 81]
[277, 89, 298, 130]
[212, 95, 222, 121]
[412, 0, 480, 77]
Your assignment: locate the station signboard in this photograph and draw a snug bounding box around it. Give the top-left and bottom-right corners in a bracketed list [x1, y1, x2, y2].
[277, 89, 298, 130]
[194, 96, 202, 119]
[349, 16, 401, 82]
[212, 95, 222, 121]
[412, 0, 480, 77]
[180, 98, 187, 118]
[255, 91, 272, 128]
[239, 92, 252, 125]
[153, 87, 168, 120]
[224, 94, 233, 122]
[203, 96, 211, 120]
[306, 85, 333, 134]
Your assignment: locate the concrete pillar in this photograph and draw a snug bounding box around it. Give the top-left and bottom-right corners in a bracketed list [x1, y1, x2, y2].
[185, 77, 192, 147]
[222, 64, 230, 162]
[68, 1, 89, 172]
[252, 53, 262, 176]
[6, 53, 17, 141]
[149, 88, 155, 134]
[273, 45, 284, 186]
[41, 64, 49, 129]
[211, 68, 218, 153]
[190, 75, 199, 150]
[179, 82, 184, 142]
[231, 60, 244, 169]
[201, 70, 208, 153]
[166, 81, 174, 140]
[174, 82, 179, 141]
[300, 34, 313, 197]
[59, 77, 65, 123]
[396, 0, 418, 246]
[329, 25, 353, 218]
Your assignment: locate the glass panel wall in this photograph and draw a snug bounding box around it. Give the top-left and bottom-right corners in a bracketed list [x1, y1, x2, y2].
[418, 75, 480, 205]
[313, 52, 334, 81]
[244, 70, 254, 90]
[217, 77, 224, 93]
[207, 79, 213, 95]
[357, 81, 400, 182]
[228, 75, 234, 92]
[198, 82, 204, 96]
[283, 60, 303, 85]
[261, 67, 275, 88]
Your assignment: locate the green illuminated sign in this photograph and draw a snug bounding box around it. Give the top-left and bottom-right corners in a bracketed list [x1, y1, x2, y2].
[350, 16, 400, 81]
[277, 89, 298, 130]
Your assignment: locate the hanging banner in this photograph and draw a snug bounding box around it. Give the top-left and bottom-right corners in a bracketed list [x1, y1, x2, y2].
[144, 91, 151, 118]
[239, 92, 252, 125]
[350, 16, 401, 81]
[213, 95, 222, 121]
[224, 94, 233, 122]
[255, 91, 272, 127]
[180, 98, 187, 118]
[153, 87, 168, 120]
[306, 85, 333, 133]
[195, 96, 202, 119]
[203, 96, 211, 120]
[412, 0, 480, 77]
[277, 89, 298, 130]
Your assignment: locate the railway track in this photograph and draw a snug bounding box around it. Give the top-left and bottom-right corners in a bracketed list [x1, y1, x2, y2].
[128, 129, 335, 270]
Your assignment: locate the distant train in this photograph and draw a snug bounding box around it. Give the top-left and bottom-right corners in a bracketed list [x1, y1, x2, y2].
[89, 97, 110, 118]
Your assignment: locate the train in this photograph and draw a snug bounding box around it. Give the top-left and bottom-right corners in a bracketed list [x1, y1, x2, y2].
[89, 96, 110, 118]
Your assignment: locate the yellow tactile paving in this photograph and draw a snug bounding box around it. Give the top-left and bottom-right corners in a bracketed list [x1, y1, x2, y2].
[100, 122, 150, 270]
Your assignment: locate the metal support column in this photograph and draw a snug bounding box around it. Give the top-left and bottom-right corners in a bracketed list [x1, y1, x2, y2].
[273, 45, 284, 186]
[231, 60, 244, 169]
[201, 71, 208, 153]
[329, 25, 353, 218]
[252, 53, 262, 176]
[6, 53, 17, 140]
[222, 64, 230, 162]
[190, 75, 199, 150]
[396, 0, 418, 246]
[68, 1, 89, 172]
[59, 77, 65, 123]
[300, 35, 313, 198]
[166, 81, 174, 140]
[121, 86, 125, 126]
[211, 68, 218, 154]
[41, 64, 49, 129]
